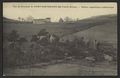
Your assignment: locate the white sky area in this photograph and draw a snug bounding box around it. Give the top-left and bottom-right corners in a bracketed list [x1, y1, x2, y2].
[3, 2, 117, 22]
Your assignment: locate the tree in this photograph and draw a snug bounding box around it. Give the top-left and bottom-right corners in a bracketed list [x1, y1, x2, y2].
[59, 18, 64, 23]
[18, 37, 27, 46]
[64, 17, 73, 22]
[26, 16, 34, 22]
[37, 29, 49, 36]
[31, 35, 38, 42]
[52, 34, 60, 43]
[76, 18, 79, 21]
[18, 17, 21, 21]
[8, 30, 19, 42]
[21, 18, 25, 22]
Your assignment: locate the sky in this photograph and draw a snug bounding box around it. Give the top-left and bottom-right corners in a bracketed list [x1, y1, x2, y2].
[3, 2, 117, 22]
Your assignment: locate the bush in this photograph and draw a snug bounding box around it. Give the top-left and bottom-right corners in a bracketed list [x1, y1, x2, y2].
[3, 29, 117, 68]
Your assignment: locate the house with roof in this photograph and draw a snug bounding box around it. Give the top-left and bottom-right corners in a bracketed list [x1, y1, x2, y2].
[33, 18, 51, 24]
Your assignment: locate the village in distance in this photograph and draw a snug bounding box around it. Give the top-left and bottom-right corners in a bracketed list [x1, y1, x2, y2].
[4, 16, 80, 24]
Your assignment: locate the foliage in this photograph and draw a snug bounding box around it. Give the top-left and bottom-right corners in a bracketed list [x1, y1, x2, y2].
[7, 30, 19, 42]
[3, 29, 117, 68]
[37, 29, 49, 36]
[31, 35, 38, 42]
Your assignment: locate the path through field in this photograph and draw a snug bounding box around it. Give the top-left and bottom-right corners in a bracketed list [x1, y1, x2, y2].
[4, 63, 117, 76]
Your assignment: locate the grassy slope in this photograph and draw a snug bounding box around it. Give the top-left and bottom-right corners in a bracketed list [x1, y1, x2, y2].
[3, 14, 117, 41]
[61, 14, 117, 45]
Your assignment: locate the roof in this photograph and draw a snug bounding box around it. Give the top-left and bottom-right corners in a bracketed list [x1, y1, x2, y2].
[33, 19, 46, 21]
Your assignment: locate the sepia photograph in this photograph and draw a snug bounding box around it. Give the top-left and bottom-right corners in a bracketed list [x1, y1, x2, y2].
[3, 2, 117, 76]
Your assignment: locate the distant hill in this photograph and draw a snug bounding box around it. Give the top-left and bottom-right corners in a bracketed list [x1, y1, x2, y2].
[61, 14, 117, 46]
[3, 17, 20, 23]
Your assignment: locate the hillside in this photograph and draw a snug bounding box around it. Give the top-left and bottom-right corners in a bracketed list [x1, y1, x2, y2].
[3, 14, 117, 40]
[3, 17, 20, 23]
[61, 14, 117, 47]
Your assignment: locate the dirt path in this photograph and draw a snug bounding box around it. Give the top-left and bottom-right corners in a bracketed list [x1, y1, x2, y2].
[3, 63, 117, 76]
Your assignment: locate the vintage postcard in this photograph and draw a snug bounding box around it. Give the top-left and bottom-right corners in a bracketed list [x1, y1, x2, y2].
[3, 2, 117, 76]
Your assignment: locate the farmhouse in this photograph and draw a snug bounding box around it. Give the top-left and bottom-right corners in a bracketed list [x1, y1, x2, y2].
[33, 18, 51, 24]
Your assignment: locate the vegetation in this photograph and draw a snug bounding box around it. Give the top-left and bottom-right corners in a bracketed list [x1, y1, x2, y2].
[3, 28, 117, 68]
